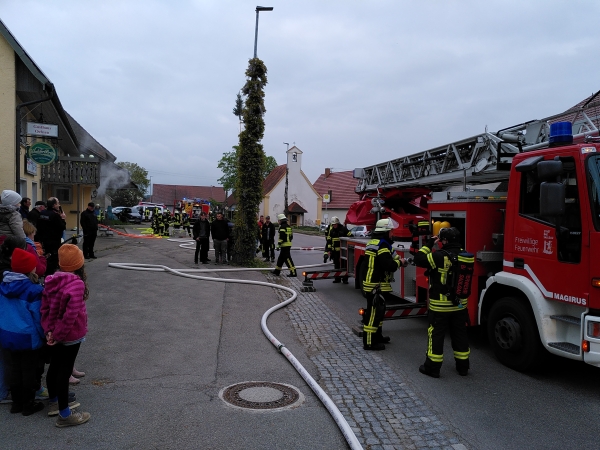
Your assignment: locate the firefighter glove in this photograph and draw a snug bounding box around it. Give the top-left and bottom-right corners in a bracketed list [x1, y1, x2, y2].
[323, 254, 328, 264]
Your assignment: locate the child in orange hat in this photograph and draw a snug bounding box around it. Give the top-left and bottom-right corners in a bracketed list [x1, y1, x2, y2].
[0, 248, 45, 416]
[41, 244, 90, 427]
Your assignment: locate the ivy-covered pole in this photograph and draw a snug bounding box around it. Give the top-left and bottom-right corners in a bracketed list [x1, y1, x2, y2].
[233, 58, 268, 264]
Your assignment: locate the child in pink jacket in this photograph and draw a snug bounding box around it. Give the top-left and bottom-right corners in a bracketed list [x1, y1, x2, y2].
[41, 244, 90, 427]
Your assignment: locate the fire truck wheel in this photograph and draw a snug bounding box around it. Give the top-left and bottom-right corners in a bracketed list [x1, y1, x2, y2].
[487, 297, 543, 372]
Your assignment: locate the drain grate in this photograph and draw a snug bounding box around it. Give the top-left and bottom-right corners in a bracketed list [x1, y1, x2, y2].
[220, 381, 303, 411]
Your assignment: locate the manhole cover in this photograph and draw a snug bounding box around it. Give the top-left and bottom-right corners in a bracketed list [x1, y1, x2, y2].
[219, 381, 304, 411]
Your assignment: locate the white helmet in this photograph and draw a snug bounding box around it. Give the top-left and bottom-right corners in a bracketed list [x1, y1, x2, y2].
[374, 217, 399, 232]
[331, 216, 340, 224]
[277, 214, 287, 221]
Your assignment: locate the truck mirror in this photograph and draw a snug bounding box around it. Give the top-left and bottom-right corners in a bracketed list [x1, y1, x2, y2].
[537, 160, 563, 180]
[540, 182, 565, 216]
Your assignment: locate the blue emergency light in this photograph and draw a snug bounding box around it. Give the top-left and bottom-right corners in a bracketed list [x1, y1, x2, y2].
[549, 121, 573, 147]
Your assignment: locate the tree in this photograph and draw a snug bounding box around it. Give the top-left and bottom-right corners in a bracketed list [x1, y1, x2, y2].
[108, 162, 149, 206]
[233, 58, 268, 264]
[218, 146, 277, 193]
[233, 92, 244, 133]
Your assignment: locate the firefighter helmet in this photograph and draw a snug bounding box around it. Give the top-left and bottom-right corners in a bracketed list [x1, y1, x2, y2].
[374, 217, 399, 232]
[439, 227, 460, 243]
[277, 214, 287, 221]
[331, 216, 340, 224]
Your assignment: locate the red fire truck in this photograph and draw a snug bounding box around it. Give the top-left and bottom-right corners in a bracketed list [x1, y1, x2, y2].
[338, 93, 600, 371]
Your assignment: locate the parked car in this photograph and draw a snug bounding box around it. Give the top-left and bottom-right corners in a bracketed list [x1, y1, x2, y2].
[111, 206, 125, 216]
[349, 225, 370, 237]
[116, 207, 142, 224]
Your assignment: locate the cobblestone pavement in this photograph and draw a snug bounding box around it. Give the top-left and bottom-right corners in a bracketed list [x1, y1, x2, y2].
[267, 274, 469, 450]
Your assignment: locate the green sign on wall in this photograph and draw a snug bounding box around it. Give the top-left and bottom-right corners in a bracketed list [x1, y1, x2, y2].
[27, 142, 57, 165]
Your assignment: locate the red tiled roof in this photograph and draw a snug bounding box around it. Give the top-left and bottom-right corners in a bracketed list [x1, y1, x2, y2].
[151, 184, 226, 205]
[313, 170, 360, 209]
[288, 202, 307, 213]
[263, 164, 286, 195]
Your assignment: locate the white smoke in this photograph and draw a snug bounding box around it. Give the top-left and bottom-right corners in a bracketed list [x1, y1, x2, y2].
[97, 162, 131, 196]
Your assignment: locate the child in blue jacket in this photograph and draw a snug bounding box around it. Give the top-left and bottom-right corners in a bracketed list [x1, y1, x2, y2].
[0, 248, 45, 416]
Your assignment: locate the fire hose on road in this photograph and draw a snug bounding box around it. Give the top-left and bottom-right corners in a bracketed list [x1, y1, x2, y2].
[108, 258, 363, 450]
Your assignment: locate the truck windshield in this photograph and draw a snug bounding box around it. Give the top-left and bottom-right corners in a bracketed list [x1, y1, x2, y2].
[587, 154, 600, 231]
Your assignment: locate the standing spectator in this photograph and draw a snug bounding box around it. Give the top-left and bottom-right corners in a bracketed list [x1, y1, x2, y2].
[210, 213, 229, 264]
[0, 236, 28, 404]
[261, 216, 276, 262]
[22, 220, 46, 277]
[193, 212, 211, 264]
[27, 201, 46, 229]
[0, 248, 45, 416]
[18, 198, 31, 220]
[80, 202, 98, 259]
[41, 244, 90, 427]
[0, 190, 26, 240]
[36, 197, 66, 275]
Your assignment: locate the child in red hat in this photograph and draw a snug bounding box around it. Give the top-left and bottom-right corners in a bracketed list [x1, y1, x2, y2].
[0, 248, 45, 416]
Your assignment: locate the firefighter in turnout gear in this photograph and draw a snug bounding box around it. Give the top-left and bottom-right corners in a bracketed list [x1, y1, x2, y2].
[324, 216, 352, 284]
[173, 210, 182, 229]
[414, 227, 471, 378]
[360, 218, 407, 350]
[151, 208, 161, 235]
[182, 213, 192, 237]
[162, 211, 171, 236]
[144, 207, 151, 222]
[271, 214, 296, 277]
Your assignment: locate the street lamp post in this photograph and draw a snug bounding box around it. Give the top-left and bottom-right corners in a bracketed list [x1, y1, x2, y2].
[253, 6, 273, 58]
[284, 142, 289, 218]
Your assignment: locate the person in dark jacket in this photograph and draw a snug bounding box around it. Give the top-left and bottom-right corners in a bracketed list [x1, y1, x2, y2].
[324, 216, 352, 284]
[80, 202, 99, 259]
[27, 201, 46, 230]
[36, 197, 66, 275]
[0, 248, 45, 416]
[210, 213, 229, 264]
[414, 226, 470, 378]
[18, 197, 31, 220]
[360, 218, 407, 350]
[261, 216, 276, 262]
[192, 212, 211, 264]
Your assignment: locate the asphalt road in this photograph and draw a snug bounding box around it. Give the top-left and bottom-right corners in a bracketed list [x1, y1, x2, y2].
[1, 232, 347, 450]
[293, 233, 600, 450]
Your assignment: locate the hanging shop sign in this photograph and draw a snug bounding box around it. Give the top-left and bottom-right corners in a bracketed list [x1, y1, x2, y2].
[26, 122, 58, 138]
[26, 158, 37, 175]
[27, 142, 58, 165]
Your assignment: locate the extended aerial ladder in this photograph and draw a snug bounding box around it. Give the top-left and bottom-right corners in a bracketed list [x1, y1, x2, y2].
[354, 92, 600, 193]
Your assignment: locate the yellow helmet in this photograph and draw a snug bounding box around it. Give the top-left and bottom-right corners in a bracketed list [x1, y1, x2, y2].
[277, 214, 287, 221]
[374, 217, 398, 232]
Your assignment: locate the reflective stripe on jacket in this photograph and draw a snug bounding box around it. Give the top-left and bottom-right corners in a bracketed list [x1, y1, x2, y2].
[360, 238, 400, 293]
[278, 223, 293, 247]
[414, 241, 467, 312]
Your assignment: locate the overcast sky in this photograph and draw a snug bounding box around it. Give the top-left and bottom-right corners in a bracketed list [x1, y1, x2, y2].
[3, 1, 600, 189]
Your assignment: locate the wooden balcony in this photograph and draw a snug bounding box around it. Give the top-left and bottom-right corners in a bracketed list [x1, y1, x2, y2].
[41, 156, 100, 186]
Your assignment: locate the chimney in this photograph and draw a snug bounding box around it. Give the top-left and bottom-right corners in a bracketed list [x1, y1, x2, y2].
[325, 168, 331, 178]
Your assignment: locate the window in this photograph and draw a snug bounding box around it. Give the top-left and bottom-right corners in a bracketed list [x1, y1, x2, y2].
[54, 185, 72, 204]
[519, 156, 581, 263]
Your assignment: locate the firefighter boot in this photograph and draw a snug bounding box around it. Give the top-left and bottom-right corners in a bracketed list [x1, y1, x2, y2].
[419, 364, 440, 379]
[271, 269, 281, 276]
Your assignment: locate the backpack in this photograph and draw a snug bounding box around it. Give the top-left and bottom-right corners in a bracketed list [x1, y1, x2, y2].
[440, 250, 475, 305]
